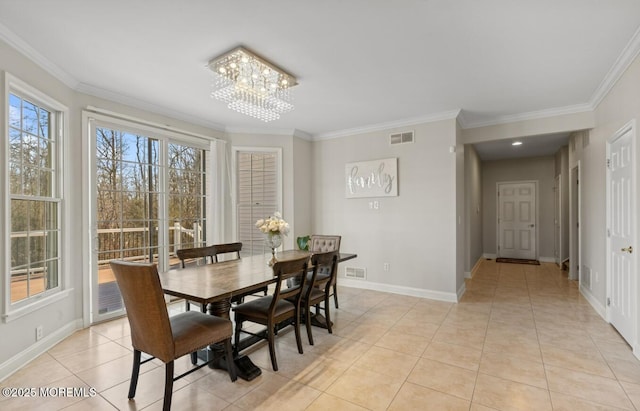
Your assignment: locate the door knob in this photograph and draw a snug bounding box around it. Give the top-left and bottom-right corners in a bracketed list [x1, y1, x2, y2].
[529, 224, 535, 228]
[621, 246, 633, 254]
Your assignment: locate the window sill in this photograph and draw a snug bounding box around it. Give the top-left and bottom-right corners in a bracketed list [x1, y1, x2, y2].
[2, 288, 74, 323]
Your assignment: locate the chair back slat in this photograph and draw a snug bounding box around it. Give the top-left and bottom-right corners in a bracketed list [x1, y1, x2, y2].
[311, 250, 339, 292]
[213, 242, 242, 263]
[176, 245, 216, 268]
[270, 256, 309, 315]
[109, 260, 175, 362]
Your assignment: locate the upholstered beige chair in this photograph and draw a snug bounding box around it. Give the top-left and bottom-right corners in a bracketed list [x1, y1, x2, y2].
[232, 256, 309, 371]
[110, 260, 236, 411]
[309, 235, 341, 308]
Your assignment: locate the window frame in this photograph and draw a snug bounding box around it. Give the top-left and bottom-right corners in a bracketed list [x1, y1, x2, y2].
[3, 72, 71, 322]
[83, 110, 213, 324]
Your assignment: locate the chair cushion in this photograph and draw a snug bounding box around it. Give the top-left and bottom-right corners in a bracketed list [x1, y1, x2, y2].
[233, 296, 295, 321]
[170, 311, 232, 359]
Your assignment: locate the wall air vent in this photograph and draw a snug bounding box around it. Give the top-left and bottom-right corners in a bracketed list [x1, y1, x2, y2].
[345, 266, 366, 279]
[390, 131, 414, 145]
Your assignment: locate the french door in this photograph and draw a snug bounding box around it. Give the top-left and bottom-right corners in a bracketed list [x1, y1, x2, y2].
[88, 118, 208, 323]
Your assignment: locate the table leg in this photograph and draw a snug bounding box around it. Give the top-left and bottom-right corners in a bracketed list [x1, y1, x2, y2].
[205, 298, 262, 381]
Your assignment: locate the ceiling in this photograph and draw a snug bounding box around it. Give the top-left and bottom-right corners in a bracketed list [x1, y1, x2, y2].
[473, 132, 570, 161]
[1, 1, 640, 152]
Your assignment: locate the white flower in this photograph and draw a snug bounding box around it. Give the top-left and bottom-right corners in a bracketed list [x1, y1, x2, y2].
[255, 212, 289, 236]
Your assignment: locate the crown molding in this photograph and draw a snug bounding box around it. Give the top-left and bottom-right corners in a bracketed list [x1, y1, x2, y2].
[0, 22, 79, 89]
[224, 126, 298, 136]
[461, 103, 593, 130]
[76, 82, 226, 132]
[314, 109, 462, 141]
[590, 24, 640, 110]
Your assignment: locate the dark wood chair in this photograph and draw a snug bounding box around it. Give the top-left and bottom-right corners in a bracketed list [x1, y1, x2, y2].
[176, 245, 217, 312]
[211, 242, 242, 262]
[232, 256, 309, 371]
[296, 251, 339, 345]
[109, 260, 236, 411]
[309, 235, 341, 308]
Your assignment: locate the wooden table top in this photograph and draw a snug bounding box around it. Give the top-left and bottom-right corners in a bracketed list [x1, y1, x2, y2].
[159, 250, 357, 305]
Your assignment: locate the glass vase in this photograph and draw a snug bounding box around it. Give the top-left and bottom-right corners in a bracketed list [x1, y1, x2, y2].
[264, 232, 282, 266]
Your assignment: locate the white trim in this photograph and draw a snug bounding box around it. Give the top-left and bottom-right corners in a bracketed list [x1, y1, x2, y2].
[2, 288, 74, 323]
[0, 319, 80, 382]
[483, 253, 497, 259]
[84, 106, 220, 144]
[456, 282, 466, 301]
[0, 23, 79, 89]
[314, 109, 462, 141]
[460, 104, 593, 130]
[79, 86, 226, 132]
[580, 284, 606, 319]
[465, 257, 484, 279]
[590, 25, 640, 110]
[3, 72, 70, 317]
[230, 146, 283, 244]
[338, 278, 459, 303]
[539, 256, 557, 263]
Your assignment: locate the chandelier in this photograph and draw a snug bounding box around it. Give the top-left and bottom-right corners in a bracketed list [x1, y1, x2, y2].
[208, 47, 297, 122]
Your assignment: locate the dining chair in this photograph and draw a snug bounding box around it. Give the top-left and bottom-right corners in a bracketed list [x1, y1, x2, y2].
[109, 260, 236, 411]
[309, 235, 341, 308]
[176, 245, 217, 313]
[297, 250, 339, 345]
[211, 242, 242, 262]
[212, 242, 268, 301]
[232, 256, 309, 371]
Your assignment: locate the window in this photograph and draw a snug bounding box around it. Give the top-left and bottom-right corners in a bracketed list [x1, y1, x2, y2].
[90, 117, 208, 320]
[235, 149, 281, 256]
[7, 88, 63, 306]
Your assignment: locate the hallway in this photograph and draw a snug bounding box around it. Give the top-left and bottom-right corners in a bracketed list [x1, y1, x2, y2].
[1, 260, 640, 410]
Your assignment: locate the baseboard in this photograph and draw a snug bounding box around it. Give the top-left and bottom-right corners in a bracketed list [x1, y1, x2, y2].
[338, 278, 459, 303]
[579, 285, 606, 320]
[539, 256, 556, 263]
[465, 257, 483, 279]
[483, 253, 497, 259]
[456, 281, 466, 302]
[0, 319, 81, 382]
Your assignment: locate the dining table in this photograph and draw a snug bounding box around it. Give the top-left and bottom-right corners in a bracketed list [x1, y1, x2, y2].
[159, 249, 357, 381]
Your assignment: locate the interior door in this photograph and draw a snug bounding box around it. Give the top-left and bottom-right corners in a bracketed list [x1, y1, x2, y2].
[608, 125, 635, 345]
[498, 182, 537, 260]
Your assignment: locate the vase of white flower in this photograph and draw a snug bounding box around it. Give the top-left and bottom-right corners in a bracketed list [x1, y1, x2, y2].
[255, 212, 290, 266]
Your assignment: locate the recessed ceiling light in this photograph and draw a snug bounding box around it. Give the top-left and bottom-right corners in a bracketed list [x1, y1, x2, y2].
[512, 141, 523, 146]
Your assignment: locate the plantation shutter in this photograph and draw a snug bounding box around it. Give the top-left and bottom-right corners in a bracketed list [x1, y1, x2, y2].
[236, 151, 278, 256]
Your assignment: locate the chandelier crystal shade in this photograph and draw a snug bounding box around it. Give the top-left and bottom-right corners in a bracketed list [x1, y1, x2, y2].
[208, 47, 297, 122]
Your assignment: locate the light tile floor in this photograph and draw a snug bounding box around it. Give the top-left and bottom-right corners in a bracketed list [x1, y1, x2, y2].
[3, 260, 640, 410]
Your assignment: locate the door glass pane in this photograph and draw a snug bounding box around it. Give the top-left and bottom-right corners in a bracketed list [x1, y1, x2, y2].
[95, 128, 159, 315]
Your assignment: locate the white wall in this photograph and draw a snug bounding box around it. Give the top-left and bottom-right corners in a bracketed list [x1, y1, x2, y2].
[292, 136, 312, 241]
[311, 119, 460, 300]
[0, 38, 225, 377]
[584, 53, 640, 351]
[481, 156, 556, 260]
[0, 39, 81, 368]
[464, 144, 483, 274]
